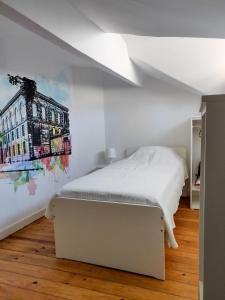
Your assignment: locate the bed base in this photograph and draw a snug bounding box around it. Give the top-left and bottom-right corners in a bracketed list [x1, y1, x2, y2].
[51, 197, 165, 280]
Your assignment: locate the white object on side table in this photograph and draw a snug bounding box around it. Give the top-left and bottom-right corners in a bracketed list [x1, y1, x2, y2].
[105, 147, 117, 164]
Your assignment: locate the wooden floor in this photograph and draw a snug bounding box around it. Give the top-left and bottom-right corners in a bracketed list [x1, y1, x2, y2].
[0, 198, 199, 300]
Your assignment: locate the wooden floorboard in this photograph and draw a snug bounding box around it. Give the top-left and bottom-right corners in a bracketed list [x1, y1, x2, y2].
[0, 198, 199, 300]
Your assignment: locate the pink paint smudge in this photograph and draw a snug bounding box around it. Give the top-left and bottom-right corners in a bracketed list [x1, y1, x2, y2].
[27, 179, 37, 195]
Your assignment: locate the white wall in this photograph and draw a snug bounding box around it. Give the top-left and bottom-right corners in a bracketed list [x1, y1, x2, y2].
[103, 73, 201, 160]
[70, 67, 106, 177]
[0, 21, 105, 236]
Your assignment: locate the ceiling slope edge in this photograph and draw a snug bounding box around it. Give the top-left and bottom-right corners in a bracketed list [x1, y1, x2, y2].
[0, 0, 142, 87]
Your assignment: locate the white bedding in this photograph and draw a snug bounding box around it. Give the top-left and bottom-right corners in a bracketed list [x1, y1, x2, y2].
[46, 146, 188, 248]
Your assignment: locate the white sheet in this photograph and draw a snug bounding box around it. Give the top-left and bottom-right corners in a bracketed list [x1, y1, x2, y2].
[46, 146, 188, 248]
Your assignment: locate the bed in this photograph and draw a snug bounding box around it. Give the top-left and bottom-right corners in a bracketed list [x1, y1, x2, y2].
[46, 146, 188, 280]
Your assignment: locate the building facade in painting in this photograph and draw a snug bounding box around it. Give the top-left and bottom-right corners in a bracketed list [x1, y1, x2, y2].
[0, 75, 71, 164]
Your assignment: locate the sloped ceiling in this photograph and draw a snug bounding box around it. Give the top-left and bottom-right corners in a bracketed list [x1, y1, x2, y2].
[0, 0, 141, 86]
[71, 0, 225, 38]
[124, 35, 225, 95]
[1, 0, 225, 94]
[0, 14, 94, 68]
[71, 0, 225, 95]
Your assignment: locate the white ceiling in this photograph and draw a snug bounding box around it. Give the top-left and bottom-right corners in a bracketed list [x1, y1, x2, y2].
[0, 14, 94, 68]
[1, 1, 225, 94]
[124, 35, 225, 95]
[0, 0, 140, 86]
[70, 0, 225, 38]
[69, 0, 225, 94]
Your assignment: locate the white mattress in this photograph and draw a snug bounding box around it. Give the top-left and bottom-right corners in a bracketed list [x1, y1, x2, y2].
[46, 146, 188, 248]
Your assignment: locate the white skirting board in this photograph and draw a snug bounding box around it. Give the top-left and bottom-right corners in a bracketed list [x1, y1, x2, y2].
[199, 280, 203, 300]
[0, 208, 45, 240]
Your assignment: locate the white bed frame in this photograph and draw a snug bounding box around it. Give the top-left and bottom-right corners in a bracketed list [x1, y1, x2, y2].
[51, 146, 187, 280]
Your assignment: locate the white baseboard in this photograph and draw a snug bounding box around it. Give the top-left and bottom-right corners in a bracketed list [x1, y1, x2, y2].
[199, 280, 203, 300]
[0, 208, 45, 240]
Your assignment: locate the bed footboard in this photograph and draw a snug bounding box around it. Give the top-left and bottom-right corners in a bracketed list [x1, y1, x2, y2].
[51, 197, 165, 280]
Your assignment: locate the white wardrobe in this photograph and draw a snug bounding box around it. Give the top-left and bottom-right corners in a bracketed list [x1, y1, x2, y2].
[200, 95, 225, 300]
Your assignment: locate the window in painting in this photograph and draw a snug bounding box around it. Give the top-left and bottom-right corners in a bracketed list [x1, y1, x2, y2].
[6, 116, 9, 130]
[23, 141, 26, 154]
[22, 124, 25, 136]
[9, 112, 13, 128]
[32, 103, 38, 117]
[51, 110, 55, 123]
[17, 144, 21, 155]
[41, 106, 46, 120]
[14, 107, 18, 125]
[12, 145, 15, 156]
[16, 128, 19, 139]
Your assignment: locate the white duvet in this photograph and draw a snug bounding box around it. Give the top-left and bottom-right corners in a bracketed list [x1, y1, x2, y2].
[46, 146, 188, 248]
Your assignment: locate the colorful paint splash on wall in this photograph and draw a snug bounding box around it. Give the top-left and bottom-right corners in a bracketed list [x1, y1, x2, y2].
[0, 72, 71, 195]
[0, 155, 70, 195]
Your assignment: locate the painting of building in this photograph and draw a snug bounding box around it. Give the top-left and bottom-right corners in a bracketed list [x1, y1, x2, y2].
[0, 75, 71, 164]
